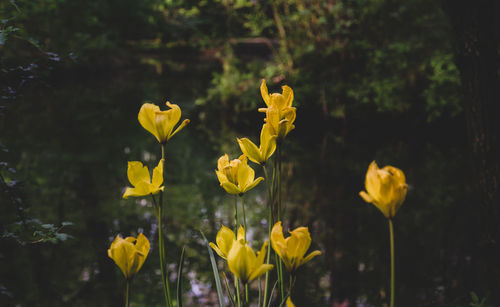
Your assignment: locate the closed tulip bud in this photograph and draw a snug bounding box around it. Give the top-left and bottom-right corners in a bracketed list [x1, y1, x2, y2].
[271, 222, 322, 272]
[215, 154, 264, 195]
[227, 239, 274, 285]
[138, 102, 190, 144]
[122, 159, 164, 199]
[359, 161, 408, 219]
[108, 233, 150, 280]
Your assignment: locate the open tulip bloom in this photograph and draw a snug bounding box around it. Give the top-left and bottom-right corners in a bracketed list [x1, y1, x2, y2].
[237, 123, 277, 165]
[258, 79, 296, 140]
[138, 102, 190, 144]
[122, 160, 164, 199]
[108, 233, 150, 280]
[215, 154, 264, 195]
[359, 160, 408, 219]
[271, 221, 322, 272]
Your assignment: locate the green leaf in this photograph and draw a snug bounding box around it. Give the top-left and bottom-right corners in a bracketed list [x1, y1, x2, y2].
[176, 246, 186, 307]
[200, 231, 225, 307]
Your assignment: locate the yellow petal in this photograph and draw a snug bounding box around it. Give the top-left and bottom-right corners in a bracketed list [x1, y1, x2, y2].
[260, 79, 270, 107]
[227, 240, 250, 282]
[271, 222, 286, 259]
[243, 176, 264, 193]
[238, 138, 263, 164]
[127, 161, 151, 187]
[359, 191, 374, 204]
[270, 93, 286, 110]
[237, 225, 246, 242]
[210, 242, 227, 259]
[221, 181, 241, 194]
[301, 250, 322, 266]
[289, 227, 311, 259]
[260, 124, 277, 161]
[248, 263, 274, 282]
[152, 159, 164, 189]
[108, 235, 135, 279]
[237, 160, 255, 192]
[217, 154, 230, 171]
[282, 85, 294, 108]
[138, 103, 161, 142]
[216, 225, 236, 257]
[286, 297, 295, 307]
[169, 119, 190, 140]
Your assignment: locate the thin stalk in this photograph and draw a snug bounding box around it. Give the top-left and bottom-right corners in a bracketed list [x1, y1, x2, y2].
[240, 196, 247, 242]
[236, 278, 242, 307]
[262, 164, 273, 307]
[234, 195, 239, 236]
[276, 143, 284, 300]
[125, 280, 130, 307]
[159, 144, 172, 307]
[245, 284, 249, 305]
[389, 219, 395, 307]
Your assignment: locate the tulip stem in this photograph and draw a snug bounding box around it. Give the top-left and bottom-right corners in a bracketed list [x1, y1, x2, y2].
[262, 164, 273, 307]
[159, 144, 172, 307]
[276, 143, 284, 301]
[240, 196, 247, 243]
[389, 219, 395, 307]
[236, 278, 242, 307]
[125, 279, 130, 307]
[234, 195, 239, 236]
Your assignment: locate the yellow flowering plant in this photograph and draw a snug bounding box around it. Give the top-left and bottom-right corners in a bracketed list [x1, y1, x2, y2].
[258, 79, 296, 140]
[108, 233, 150, 307]
[270, 221, 322, 272]
[138, 101, 190, 144]
[122, 160, 164, 199]
[237, 123, 277, 165]
[215, 154, 264, 195]
[359, 160, 408, 307]
[359, 160, 408, 219]
[108, 233, 150, 280]
[227, 238, 274, 285]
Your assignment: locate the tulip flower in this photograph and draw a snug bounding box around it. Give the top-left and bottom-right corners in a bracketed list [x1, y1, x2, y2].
[122, 160, 164, 199]
[108, 233, 150, 280]
[286, 297, 295, 307]
[138, 102, 190, 144]
[237, 123, 277, 165]
[209, 225, 245, 260]
[258, 79, 296, 140]
[227, 239, 274, 284]
[215, 154, 264, 195]
[271, 222, 322, 272]
[359, 161, 408, 219]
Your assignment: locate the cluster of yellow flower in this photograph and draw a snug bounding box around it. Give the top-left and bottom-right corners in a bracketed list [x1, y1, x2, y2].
[106, 79, 409, 307]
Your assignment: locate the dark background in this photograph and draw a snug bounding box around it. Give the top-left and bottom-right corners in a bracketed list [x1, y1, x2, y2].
[1, 0, 499, 306]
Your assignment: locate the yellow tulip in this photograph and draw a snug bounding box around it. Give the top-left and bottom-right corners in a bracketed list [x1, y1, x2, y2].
[209, 225, 245, 260]
[227, 239, 274, 284]
[286, 297, 295, 307]
[138, 101, 190, 144]
[359, 161, 408, 219]
[259, 79, 294, 111]
[122, 159, 164, 199]
[108, 233, 150, 280]
[258, 80, 296, 139]
[237, 123, 277, 165]
[215, 154, 264, 195]
[271, 221, 322, 272]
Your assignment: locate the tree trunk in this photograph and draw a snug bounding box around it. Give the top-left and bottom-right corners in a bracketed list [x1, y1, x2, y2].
[444, 0, 500, 302]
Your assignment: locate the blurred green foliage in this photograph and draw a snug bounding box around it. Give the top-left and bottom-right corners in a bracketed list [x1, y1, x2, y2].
[1, 0, 494, 306]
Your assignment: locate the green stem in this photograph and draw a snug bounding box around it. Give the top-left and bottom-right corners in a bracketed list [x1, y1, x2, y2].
[389, 219, 395, 307]
[159, 144, 172, 307]
[236, 278, 242, 307]
[234, 195, 239, 236]
[240, 196, 247, 243]
[276, 143, 284, 300]
[245, 284, 249, 305]
[262, 164, 274, 307]
[125, 279, 130, 307]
